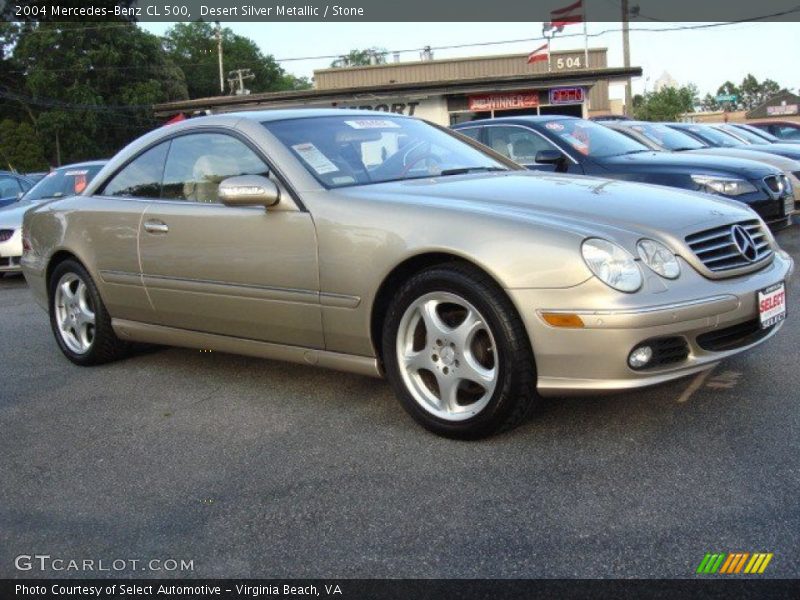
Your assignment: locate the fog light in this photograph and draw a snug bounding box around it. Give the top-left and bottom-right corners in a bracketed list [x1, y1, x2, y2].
[628, 346, 653, 369]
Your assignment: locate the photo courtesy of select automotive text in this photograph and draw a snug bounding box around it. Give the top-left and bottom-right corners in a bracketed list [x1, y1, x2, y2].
[1, 0, 800, 598]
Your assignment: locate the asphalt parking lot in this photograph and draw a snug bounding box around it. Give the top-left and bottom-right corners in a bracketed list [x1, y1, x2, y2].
[1, 224, 798, 580]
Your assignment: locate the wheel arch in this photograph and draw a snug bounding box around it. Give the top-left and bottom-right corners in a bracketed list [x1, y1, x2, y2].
[46, 250, 86, 299]
[369, 251, 524, 365]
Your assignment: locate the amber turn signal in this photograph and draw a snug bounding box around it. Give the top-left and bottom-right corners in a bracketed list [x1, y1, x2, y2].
[541, 313, 585, 328]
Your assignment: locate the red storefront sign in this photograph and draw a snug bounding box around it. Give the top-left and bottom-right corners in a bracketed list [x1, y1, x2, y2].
[468, 92, 540, 112]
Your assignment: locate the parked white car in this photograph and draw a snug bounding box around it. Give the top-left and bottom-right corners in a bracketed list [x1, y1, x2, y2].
[0, 161, 105, 275]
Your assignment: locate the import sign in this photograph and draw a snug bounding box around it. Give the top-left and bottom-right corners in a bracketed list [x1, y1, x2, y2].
[468, 92, 540, 112]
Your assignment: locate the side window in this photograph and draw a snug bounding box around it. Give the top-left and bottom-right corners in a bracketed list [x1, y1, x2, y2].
[485, 126, 555, 164]
[0, 176, 22, 197]
[103, 142, 169, 198]
[457, 127, 481, 142]
[777, 126, 800, 140]
[161, 133, 269, 203]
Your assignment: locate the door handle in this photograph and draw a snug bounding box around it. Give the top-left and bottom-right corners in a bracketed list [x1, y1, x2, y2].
[144, 219, 169, 234]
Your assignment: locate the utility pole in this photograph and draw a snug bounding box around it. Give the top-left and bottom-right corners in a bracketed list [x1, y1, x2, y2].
[215, 21, 224, 94]
[227, 68, 255, 95]
[621, 0, 632, 115]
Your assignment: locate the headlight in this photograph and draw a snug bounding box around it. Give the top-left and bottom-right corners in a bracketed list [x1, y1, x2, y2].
[691, 174, 757, 196]
[581, 238, 643, 293]
[637, 239, 680, 279]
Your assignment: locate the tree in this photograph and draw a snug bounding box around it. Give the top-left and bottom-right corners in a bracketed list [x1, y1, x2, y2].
[330, 47, 388, 68]
[12, 21, 188, 164]
[0, 119, 48, 171]
[164, 22, 304, 98]
[633, 84, 698, 122]
[700, 93, 720, 112]
[739, 74, 782, 110]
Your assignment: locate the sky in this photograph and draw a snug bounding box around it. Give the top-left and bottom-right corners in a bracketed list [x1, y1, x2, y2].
[140, 21, 800, 100]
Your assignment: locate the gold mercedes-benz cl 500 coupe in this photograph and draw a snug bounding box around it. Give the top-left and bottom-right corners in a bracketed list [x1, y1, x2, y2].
[21, 110, 793, 438]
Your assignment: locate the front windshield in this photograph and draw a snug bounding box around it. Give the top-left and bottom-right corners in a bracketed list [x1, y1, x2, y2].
[542, 119, 649, 158]
[630, 123, 706, 150]
[263, 115, 511, 188]
[24, 164, 104, 202]
[684, 125, 745, 148]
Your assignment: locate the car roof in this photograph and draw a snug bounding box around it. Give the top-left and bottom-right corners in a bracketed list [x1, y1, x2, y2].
[453, 115, 580, 127]
[221, 108, 412, 123]
[53, 160, 107, 170]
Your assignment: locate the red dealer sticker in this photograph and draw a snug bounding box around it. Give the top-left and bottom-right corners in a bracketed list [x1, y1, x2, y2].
[758, 282, 786, 329]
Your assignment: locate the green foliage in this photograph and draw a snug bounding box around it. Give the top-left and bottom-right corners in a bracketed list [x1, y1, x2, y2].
[164, 22, 304, 98]
[331, 48, 388, 67]
[9, 21, 189, 165]
[0, 119, 48, 172]
[698, 75, 787, 112]
[0, 20, 309, 167]
[633, 84, 698, 122]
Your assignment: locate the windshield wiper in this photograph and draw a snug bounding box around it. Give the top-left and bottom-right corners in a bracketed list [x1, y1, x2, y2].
[439, 166, 508, 176]
[672, 147, 699, 152]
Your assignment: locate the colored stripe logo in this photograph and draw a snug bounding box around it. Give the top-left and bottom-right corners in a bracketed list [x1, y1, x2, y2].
[696, 552, 773, 574]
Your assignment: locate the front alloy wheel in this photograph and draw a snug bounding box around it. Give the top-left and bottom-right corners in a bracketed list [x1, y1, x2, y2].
[383, 263, 538, 439]
[396, 292, 498, 421]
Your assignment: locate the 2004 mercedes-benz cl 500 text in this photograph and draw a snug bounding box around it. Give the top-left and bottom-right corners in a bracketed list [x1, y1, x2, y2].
[21, 110, 794, 438]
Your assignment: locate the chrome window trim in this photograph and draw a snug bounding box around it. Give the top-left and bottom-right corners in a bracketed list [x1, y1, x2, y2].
[95, 126, 307, 211]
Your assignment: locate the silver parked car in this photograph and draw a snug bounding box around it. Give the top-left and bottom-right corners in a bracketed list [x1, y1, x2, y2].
[0, 162, 106, 275]
[21, 110, 793, 438]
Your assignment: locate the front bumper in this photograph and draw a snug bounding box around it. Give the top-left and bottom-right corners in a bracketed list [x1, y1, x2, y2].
[509, 252, 794, 396]
[0, 228, 22, 272]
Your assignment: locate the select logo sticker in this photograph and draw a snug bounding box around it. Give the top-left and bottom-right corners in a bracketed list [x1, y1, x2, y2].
[696, 552, 773, 575]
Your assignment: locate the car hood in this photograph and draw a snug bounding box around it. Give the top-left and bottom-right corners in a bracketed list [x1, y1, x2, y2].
[340, 171, 754, 240]
[598, 151, 777, 178]
[683, 147, 800, 172]
[0, 200, 39, 227]
[745, 143, 800, 159]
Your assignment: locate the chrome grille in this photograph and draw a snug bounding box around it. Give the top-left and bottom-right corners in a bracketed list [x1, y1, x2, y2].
[764, 175, 781, 194]
[0, 229, 13, 242]
[764, 174, 791, 198]
[685, 219, 773, 273]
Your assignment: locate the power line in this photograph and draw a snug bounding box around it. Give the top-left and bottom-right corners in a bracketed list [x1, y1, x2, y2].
[5, 13, 800, 75]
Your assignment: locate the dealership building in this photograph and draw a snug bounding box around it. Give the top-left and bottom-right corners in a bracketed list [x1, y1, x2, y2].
[153, 48, 641, 125]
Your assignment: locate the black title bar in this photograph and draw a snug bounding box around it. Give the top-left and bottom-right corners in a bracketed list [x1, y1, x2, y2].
[4, 0, 800, 22]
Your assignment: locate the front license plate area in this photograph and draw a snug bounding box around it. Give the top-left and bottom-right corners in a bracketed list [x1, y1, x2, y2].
[758, 282, 786, 329]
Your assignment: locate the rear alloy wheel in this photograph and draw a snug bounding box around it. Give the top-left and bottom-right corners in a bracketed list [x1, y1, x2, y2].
[383, 263, 538, 439]
[54, 272, 96, 355]
[49, 259, 129, 366]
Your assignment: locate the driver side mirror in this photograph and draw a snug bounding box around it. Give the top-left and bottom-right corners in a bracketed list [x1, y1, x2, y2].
[218, 175, 280, 208]
[534, 149, 565, 165]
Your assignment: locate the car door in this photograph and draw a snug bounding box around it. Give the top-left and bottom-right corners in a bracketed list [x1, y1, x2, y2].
[81, 144, 168, 324]
[137, 130, 323, 349]
[483, 125, 583, 173]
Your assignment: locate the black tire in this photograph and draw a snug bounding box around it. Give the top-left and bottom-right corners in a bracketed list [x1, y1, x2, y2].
[48, 259, 130, 366]
[382, 262, 539, 439]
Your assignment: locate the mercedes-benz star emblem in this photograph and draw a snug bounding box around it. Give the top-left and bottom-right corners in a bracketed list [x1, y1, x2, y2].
[731, 224, 758, 262]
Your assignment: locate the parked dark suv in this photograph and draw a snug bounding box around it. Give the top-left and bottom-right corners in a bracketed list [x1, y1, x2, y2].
[453, 116, 794, 228]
